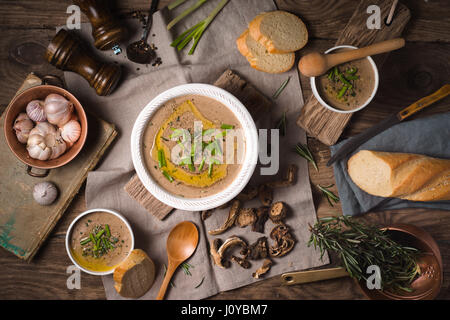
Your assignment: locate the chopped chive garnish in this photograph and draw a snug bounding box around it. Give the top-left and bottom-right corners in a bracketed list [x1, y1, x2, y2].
[162, 170, 174, 182]
[158, 149, 164, 168]
[105, 224, 111, 238]
[80, 237, 91, 246]
[272, 76, 291, 99]
[89, 233, 96, 244]
[199, 157, 206, 171]
[220, 124, 234, 130]
[337, 86, 348, 99]
[208, 163, 213, 177]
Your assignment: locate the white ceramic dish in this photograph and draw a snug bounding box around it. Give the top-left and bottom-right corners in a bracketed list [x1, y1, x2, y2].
[65, 208, 135, 276]
[131, 83, 259, 211]
[311, 45, 379, 114]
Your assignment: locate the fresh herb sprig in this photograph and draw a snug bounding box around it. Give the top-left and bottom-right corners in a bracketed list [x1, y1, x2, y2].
[317, 184, 340, 206]
[272, 76, 291, 99]
[276, 111, 287, 136]
[170, 0, 230, 55]
[294, 143, 318, 171]
[168, 0, 189, 10]
[309, 216, 421, 293]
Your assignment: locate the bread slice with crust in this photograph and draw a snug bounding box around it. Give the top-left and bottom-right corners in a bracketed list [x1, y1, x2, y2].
[113, 249, 156, 298]
[249, 11, 308, 54]
[236, 29, 295, 74]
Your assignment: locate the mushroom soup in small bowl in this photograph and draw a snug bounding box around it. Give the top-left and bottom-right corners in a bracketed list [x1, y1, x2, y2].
[65, 208, 134, 276]
[131, 84, 259, 211]
[311, 45, 379, 114]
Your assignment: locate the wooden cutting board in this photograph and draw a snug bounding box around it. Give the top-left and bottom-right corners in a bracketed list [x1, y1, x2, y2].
[296, 0, 410, 146]
[125, 69, 272, 220]
[0, 73, 117, 262]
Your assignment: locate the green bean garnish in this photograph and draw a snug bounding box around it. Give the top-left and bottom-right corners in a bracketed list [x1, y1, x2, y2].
[199, 157, 206, 171]
[337, 86, 349, 99]
[162, 170, 174, 182]
[80, 237, 91, 246]
[220, 124, 234, 130]
[105, 224, 111, 238]
[208, 163, 213, 177]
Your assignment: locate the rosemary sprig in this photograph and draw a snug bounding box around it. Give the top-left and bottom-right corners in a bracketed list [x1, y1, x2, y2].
[317, 184, 340, 206]
[308, 216, 421, 293]
[181, 262, 194, 276]
[276, 111, 287, 136]
[170, 0, 230, 55]
[167, 0, 209, 30]
[272, 76, 291, 99]
[195, 276, 205, 288]
[294, 143, 318, 171]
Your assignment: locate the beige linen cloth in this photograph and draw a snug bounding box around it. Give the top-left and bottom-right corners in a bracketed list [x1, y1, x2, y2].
[63, 0, 328, 300]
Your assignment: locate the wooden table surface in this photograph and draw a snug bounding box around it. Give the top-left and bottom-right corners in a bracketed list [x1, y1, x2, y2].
[0, 0, 449, 300]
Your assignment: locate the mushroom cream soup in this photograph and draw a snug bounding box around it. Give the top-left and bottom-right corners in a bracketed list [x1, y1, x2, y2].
[317, 49, 375, 111]
[143, 95, 245, 198]
[69, 211, 132, 272]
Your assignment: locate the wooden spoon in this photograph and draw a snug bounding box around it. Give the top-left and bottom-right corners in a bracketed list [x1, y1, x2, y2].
[156, 221, 199, 300]
[298, 38, 405, 77]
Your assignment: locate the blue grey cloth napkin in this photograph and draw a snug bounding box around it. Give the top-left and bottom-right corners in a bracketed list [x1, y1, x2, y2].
[331, 112, 450, 216]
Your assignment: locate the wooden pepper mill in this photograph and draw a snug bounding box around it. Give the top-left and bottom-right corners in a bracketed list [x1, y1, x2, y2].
[45, 29, 121, 96]
[73, 0, 127, 51]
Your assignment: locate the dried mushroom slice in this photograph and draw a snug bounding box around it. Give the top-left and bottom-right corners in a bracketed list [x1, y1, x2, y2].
[252, 259, 273, 279]
[269, 224, 296, 257]
[210, 238, 229, 268]
[210, 236, 249, 269]
[269, 201, 287, 224]
[200, 209, 213, 221]
[258, 184, 273, 206]
[236, 185, 258, 201]
[231, 255, 251, 269]
[247, 236, 268, 260]
[265, 164, 298, 188]
[208, 200, 241, 235]
[235, 208, 257, 228]
[252, 206, 269, 233]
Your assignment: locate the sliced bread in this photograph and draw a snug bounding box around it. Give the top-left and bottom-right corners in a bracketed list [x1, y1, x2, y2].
[249, 11, 308, 54]
[236, 29, 295, 74]
[113, 249, 156, 298]
[347, 150, 450, 201]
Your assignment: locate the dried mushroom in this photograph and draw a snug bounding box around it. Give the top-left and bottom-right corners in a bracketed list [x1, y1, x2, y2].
[247, 237, 268, 260]
[231, 255, 251, 269]
[252, 206, 269, 233]
[265, 164, 298, 188]
[200, 209, 213, 221]
[235, 208, 257, 228]
[236, 185, 258, 201]
[269, 201, 287, 224]
[258, 184, 273, 206]
[208, 200, 241, 235]
[210, 236, 249, 269]
[252, 259, 273, 279]
[269, 224, 296, 257]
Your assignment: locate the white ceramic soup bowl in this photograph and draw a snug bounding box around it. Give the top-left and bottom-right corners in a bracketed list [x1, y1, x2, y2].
[65, 208, 135, 276]
[131, 83, 259, 211]
[311, 45, 379, 114]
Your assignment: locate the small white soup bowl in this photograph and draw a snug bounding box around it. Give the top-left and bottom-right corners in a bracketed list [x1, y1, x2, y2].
[311, 45, 379, 114]
[131, 83, 259, 211]
[65, 208, 135, 276]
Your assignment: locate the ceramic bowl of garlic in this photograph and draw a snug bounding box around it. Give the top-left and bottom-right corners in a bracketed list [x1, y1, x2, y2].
[3, 85, 88, 175]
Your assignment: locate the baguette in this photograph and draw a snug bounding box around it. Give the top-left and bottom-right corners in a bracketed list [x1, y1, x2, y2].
[113, 249, 156, 298]
[347, 150, 450, 201]
[249, 11, 308, 54]
[236, 29, 295, 73]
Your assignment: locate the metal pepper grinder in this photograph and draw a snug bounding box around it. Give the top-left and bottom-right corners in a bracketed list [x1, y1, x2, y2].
[73, 0, 127, 54]
[45, 29, 121, 96]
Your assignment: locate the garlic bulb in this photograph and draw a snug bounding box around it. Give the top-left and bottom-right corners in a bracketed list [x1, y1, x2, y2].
[26, 100, 46, 122]
[44, 94, 73, 127]
[27, 122, 67, 160]
[33, 182, 58, 206]
[13, 113, 34, 144]
[60, 120, 81, 145]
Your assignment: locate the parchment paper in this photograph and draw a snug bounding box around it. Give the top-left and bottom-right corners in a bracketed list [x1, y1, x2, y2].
[62, 0, 328, 300]
[331, 112, 450, 216]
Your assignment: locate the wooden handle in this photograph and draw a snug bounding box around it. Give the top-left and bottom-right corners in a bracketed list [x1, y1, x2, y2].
[156, 261, 178, 300]
[281, 267, 348, 286]
[397, 84, 450, 120]
[327, 38, 405, 67]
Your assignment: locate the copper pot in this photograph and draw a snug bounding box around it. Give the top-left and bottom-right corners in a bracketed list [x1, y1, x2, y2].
[357, 224, 443, 300]
[3, 85, 88, 177]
